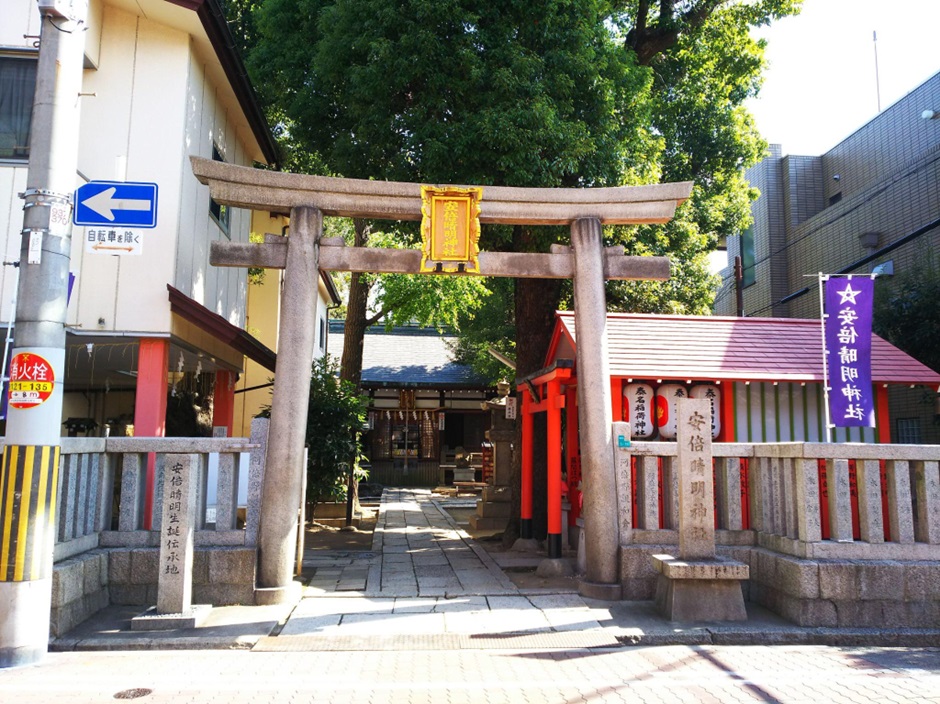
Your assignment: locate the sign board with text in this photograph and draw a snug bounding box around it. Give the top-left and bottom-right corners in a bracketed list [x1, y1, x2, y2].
[74, 181, 158, 228]
[419, 186, 482, 273]
[8, 352, 55, 409]
[84, 227, 142, 255]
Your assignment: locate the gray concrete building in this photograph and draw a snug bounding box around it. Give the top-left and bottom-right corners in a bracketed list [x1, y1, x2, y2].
[716, 71, 940, 443]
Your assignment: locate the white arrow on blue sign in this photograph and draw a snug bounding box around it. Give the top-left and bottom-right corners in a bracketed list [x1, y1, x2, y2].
[73, 181, 158, 228]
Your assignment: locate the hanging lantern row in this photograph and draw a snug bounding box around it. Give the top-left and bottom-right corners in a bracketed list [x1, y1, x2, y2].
[624, 383, 721, 440]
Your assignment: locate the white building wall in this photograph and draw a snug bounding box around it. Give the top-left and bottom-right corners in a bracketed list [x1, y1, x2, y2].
[0, 167, 27, 325]
[58, 3, 253, 335]
[174, 50, 251, 328]
[0, 0, 41, 327]
[70, 6, 188, 333]
[0, 0, 42, 47]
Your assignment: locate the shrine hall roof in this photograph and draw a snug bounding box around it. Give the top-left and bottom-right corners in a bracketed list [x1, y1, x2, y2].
[328, 321, 491, 389]
[549, 312, 940, 386]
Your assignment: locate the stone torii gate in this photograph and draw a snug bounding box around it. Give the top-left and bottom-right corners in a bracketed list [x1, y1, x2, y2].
[192, 156, 692, 602]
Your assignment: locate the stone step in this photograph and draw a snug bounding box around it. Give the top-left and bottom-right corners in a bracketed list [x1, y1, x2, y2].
[482, 486, 511, 503]
[475, 501, 512, 518]
[469, 514, 510, 531]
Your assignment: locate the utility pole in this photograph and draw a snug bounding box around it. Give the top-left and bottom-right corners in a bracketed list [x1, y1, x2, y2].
[0, 0, 87, 668]
[734, 255, 744, 317]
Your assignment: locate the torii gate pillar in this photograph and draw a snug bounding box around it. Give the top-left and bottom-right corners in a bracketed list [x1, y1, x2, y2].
[571, 219, 621, 599]
[256, 206, 321, 597]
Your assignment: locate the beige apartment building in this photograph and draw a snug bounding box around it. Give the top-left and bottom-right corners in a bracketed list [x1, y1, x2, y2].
[715, 71, 940, 443]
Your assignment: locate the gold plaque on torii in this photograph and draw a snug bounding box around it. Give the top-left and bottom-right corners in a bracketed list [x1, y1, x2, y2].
[419, 186, 482, 273]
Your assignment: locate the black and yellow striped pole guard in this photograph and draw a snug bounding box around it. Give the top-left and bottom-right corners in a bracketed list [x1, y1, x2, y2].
[0, 445, 60, 582]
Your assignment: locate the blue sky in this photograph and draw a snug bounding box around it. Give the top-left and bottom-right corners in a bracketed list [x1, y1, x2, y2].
[747, 0, 940, 155]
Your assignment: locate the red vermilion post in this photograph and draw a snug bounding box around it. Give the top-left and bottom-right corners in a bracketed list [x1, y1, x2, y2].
[719, 381, 736, 442]
[134, 338, 169, 529]
[546, 378, 563, 558]
[565, 385, 580, 525]
[610, 377, 623, 422]
[520, 391, 534, 539]
[875, 384, 891, 444]
[212, 370, 236, 436]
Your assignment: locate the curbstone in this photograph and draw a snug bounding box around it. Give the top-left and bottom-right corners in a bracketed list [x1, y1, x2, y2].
[83, 552, 101, 595]
[208, 548, 256, 585]
[776, 555, 820, 599]
[109, 584, 148, 605]
[192, 550, 209, 585]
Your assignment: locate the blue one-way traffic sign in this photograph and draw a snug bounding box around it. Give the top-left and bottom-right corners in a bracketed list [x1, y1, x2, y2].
[74, 181, 158, 228]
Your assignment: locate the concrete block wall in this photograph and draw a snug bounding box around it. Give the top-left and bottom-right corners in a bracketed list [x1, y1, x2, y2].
[50, 551, 109, 638]
[108, 547, 257, 607]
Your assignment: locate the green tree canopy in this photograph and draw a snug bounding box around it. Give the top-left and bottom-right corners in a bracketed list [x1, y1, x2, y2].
[258, 356, 369, 505]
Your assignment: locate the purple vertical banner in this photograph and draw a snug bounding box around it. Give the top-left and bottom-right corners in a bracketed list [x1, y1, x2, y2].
[824, 276, 875, 427]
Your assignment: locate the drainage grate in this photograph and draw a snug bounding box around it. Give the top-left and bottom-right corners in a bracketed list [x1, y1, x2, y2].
[113, 688, 152, 700]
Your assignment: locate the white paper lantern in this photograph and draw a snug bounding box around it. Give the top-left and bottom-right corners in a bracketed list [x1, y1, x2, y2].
[623, 383, 655, 439]
[655, 384, 687, 440]
[690, 385, 721, 439]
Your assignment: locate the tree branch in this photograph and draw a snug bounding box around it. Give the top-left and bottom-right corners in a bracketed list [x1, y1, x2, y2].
[636, 0, 649, 35]
[626, 0, 726, 65]
[364, 308, 387, 328]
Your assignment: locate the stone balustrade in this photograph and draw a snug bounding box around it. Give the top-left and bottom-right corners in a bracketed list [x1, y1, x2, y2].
[31, 431, 265, 561]
[622, 441, 940, 556]
[619, 441, 940, 626]
[1, 418, 270, 635]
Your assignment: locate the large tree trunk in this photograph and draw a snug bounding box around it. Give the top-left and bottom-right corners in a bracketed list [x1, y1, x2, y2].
[503, 227, 562, 546]
[340, 219, 371, 387]
[340, 218, 371, 523]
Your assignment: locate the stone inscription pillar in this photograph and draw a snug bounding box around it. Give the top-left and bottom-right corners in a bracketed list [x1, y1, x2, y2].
[677, 398, 715, 559]
[571, 218, 619, 597]
[156, 454, 198, 615]
[257, 206, 321, 593]
[651, 398, 748, 621]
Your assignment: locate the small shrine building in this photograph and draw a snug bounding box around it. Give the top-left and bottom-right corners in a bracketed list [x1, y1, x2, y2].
[518, 312, 940, 554]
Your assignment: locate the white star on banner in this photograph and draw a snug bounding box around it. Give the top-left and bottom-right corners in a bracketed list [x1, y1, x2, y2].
[837, 283, 862, 305]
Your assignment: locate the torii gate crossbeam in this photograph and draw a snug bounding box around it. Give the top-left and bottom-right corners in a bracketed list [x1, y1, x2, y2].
[193, 156, 692, 602]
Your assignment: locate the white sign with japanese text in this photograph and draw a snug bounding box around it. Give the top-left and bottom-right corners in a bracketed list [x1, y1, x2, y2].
[84, 227, 142, 255]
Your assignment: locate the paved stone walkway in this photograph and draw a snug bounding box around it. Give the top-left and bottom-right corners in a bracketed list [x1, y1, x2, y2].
[305, 488, 517, 598]
[280, 488, 613, 647]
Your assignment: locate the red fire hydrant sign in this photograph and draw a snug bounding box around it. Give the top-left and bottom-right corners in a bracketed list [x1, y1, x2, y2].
[8, 352, 55, 409]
